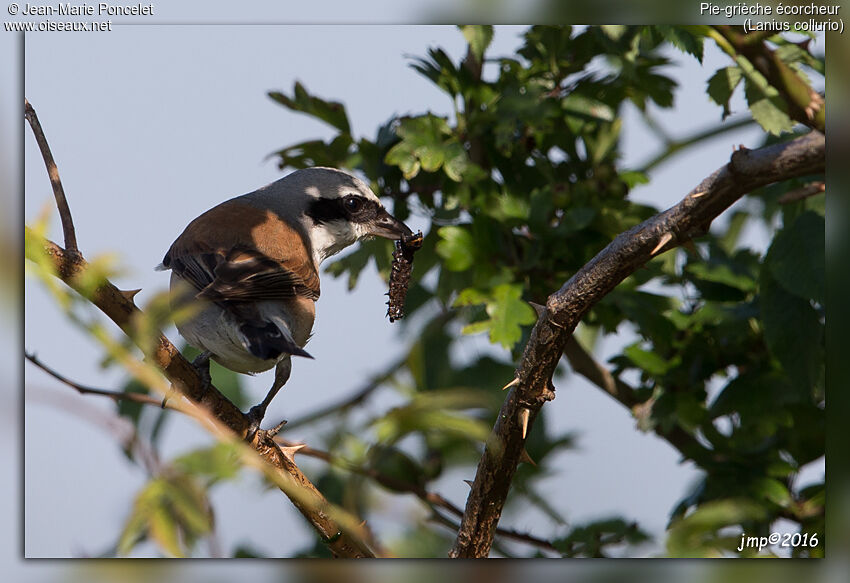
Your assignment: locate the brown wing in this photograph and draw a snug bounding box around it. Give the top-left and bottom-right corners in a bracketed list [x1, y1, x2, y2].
[163, 200, 320, 302]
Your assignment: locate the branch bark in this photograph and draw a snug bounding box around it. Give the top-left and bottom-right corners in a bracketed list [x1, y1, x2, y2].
[449, 130, 825, 558]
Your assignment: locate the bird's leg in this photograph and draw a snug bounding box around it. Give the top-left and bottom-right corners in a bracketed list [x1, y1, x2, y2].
[246, 357, 291, 441]
[162, 350, 213, 408]
[191, 350, 213, 390]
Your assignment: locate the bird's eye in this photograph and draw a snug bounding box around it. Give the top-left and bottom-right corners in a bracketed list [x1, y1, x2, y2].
[344, 196, 364, 213]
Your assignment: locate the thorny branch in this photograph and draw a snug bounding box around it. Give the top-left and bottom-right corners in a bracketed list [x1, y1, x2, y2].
[449, 130, 825, 558]
[24, 99, 375, 558]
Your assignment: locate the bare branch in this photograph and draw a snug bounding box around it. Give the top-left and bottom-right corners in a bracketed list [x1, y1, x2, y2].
[449, 130, 825, 558]
[26, 351, 171, 408]
[24, 99, 79, 254]
[778, 181, 824, 204]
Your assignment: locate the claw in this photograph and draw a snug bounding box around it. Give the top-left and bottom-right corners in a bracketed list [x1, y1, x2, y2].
[245, 403, 267, 442]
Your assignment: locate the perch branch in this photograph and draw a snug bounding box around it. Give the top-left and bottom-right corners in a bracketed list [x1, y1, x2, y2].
[449, 130, 825, 558]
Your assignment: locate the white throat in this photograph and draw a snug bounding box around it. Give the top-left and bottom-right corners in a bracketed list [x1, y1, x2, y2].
[307, 221, 358, 265]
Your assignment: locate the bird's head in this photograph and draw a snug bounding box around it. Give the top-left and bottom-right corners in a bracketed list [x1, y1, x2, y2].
[291, 167, 413, 263]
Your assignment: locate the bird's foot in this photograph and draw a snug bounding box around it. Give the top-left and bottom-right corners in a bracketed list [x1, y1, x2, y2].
[245, 404, 287, 443]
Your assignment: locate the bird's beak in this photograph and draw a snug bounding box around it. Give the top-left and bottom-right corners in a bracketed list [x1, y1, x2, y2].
[367, 208, 414, 240]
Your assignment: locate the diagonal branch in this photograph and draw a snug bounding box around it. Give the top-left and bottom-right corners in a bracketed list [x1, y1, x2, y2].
[449, 130, 825, 558]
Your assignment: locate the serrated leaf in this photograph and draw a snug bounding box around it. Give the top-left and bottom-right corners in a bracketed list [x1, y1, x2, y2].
[484, 283, 537, 350]
[765, 211, 824, 304]
[744, 80, 795, 136]
[269, 83, 351, 134]
[707, 67, 743, 119]
[657, 25, 704, 62]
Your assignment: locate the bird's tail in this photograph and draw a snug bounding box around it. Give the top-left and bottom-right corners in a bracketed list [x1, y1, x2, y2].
[238, 320, 313, 361]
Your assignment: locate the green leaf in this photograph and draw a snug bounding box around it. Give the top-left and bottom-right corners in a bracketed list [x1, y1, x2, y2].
[759, 268, 823, 391]
[623, 343, 673, 377]
[765, 211, 824, 304]
[744, 80, 795, 136]
[385, 141, 421, 179]
[442, 141, 470, 182]
[707, 67, 743, 119]
[436, 226, 475, 271]
[666, 499, 767, 557]
[657, 25, 704, 62]
[752, 477, 792, 507]
[269, 82, 351, 134]
[485, 284, 537, 350]
[149, 505, 183, 558]
[173, 442, 243, 484]
[460, 25, 494, 62]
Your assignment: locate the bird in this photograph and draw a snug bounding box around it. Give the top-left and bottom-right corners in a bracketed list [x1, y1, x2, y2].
[159, 167, 413, 436]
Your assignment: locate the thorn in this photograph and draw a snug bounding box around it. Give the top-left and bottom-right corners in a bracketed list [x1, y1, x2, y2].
[279, 443, 306, 461]
[519, 407, 530, 439]
[690, 190, 707, 198]
[358, 520, 368, 528]
[529, 302, 545, 318]
[463, 479, 474, 489]
[650, 232, 674, 256]
[502, 377, 520, 391]
[120, 288, 142, 301]
[519, 447, 537, 466]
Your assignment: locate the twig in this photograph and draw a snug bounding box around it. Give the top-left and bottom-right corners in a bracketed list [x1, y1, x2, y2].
[638, 116, 756, 174]
[449, 130, 825, 558]
[282, 355, 405, 431]
[26, 351, 171, 408]
[778, 181, 824, 204]
[24, 99, 78, 254]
